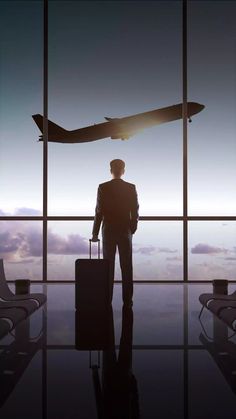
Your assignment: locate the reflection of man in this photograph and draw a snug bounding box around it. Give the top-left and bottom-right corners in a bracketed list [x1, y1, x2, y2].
[102, 306, 140, 419]
[91, 159, 139, 306]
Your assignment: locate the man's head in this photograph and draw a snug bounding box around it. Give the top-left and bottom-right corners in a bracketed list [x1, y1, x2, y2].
[110, 159, 125, 178]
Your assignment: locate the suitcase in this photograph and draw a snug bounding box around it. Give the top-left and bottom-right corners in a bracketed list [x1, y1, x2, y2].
[75, 240, 110, 310]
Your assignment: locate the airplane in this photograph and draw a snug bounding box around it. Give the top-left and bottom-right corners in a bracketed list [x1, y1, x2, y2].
[32, 102, 204, 143]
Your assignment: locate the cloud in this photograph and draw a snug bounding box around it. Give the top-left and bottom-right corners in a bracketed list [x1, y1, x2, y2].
[166, 263, 183, 279]
[166, 256, 182, 262]
[134, 245, 156, 255]
[8, 258, 35, 265]
[158, 247, 177, 254]
[48, 231, 88, 255]
[134, 245, 177, 255]
[0, 228, 42, 260]
[0, 222, 91, 262]
[0, 231, 22, 253]
[0, 207, 41, 216]
[14, 207, 41, 216]
[21, 228, 43, 257]
[0, 209, 8, 215]
[191, 243, 228, 255]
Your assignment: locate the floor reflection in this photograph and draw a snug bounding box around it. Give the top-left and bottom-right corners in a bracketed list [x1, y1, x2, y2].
[76, 305, 139, 419]
[1, 284, 236, 418]
[200, 309, 236, 394]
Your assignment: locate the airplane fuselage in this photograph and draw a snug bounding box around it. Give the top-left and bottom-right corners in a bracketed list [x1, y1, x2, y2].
[33, 102, 205, 143]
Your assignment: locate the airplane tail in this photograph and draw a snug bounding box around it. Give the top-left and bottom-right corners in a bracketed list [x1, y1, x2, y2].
[32, 114, 68, 139]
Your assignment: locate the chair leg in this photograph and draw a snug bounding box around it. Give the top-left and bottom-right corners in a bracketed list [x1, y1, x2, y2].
[199, 305, 205, 319]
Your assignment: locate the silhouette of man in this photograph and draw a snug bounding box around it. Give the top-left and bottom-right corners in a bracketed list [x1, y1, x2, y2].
[91, 159, 139, 306]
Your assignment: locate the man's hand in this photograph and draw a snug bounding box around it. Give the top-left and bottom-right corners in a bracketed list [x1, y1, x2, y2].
[91, 235, 99, 242]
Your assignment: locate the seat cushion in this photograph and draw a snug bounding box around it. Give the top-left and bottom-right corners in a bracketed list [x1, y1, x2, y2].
[3, 292, 47, 307]
[208, 299, 236, 316]
[0, 307, 26, 329]
[220, 308, 236, 331]
[0, 299, 37, 316]
[199, 292, 236, 307]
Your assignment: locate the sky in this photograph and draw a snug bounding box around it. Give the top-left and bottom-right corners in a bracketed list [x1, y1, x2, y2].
[0, 1, 236, 280]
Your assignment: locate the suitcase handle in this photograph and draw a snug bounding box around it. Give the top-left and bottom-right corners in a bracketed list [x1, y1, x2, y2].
[89, 239, 100, 259]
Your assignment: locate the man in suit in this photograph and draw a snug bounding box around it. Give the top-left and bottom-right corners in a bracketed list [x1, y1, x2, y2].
[92, 159, 139, 306]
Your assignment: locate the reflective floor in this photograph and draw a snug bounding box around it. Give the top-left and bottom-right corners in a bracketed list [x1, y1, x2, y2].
[1, 283, 236, 419]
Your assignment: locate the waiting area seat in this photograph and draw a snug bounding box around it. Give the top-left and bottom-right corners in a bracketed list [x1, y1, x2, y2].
[199, 291, 236, 309]
[0, 259, 46, 340]
[0, 305, 27, 339]
[0, 299, 37, 316]
[199, 282, 236, 331]
[207, 300, 236, 317]
[0, 259, 46, 308]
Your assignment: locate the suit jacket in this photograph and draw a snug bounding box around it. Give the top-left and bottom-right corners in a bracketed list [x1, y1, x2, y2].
[92, 179, 139, 236]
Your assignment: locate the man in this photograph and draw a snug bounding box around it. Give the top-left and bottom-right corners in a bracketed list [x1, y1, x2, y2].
[91, 159, 139, 306]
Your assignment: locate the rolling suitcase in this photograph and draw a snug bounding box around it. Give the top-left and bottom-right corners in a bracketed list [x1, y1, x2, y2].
[75, 240, 110, 310]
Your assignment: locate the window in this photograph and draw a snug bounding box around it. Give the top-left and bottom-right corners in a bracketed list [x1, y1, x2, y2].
[0, 0, 235, 282]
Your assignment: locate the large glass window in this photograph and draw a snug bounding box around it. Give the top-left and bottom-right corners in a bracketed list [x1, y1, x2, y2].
[0, 0, 235, 282]
[48, 0, 182, 216]
[0, 1, 43, 216]
[188, 0, 236, 215]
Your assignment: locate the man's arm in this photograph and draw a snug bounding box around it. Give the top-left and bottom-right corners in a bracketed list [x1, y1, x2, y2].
[92, 185, 103, 241]
[130, 185, 139, 234]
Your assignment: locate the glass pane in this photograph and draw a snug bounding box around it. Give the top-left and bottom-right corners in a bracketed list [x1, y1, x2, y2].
[188, 1, 236, 215]
[47, 221, 92, 280]
[0, 221, 42, 280]
[48, 1, 182, 216]
[47, 221, 183, 281]
[188, 221, 236, 280]
[133, 221, 183, 281]
[0, 1, 43, 216]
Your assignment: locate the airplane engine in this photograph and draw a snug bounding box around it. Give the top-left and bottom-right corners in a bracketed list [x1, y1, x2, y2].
[111, 134, 130, 140]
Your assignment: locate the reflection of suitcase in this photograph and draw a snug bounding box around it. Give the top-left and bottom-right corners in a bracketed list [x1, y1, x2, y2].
[75, 307, 113, 350]
[75, 240, 110, 310]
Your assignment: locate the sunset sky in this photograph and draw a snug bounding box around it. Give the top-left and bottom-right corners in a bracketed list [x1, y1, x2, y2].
[0, 1, 236, 280]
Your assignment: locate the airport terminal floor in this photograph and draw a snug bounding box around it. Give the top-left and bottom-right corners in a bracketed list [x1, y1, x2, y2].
[1, 283, 236, 419]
